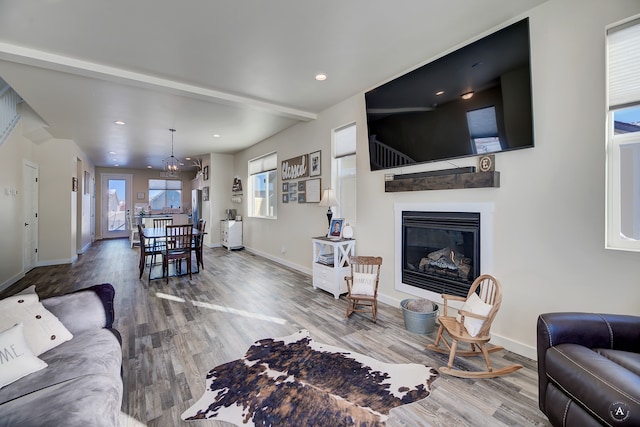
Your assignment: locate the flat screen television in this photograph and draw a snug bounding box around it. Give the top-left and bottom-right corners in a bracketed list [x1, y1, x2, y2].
[365, 18, 533, 171]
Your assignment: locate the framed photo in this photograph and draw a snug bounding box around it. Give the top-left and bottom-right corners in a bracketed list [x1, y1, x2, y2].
[328, 218, 344, 239]
[309, 150, 321, 177]
[232, 177, 243, 192]
[282, 194, 289, 203]
[203, 186, 210, 201]
[298, 181, 305, 191]
[282, 182, 289, 192]
[203, 166, 209, 181]
[298, 193, 306, 203]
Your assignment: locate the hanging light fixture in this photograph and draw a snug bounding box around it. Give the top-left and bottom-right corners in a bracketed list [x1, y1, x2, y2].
[162, 128, 181, 177]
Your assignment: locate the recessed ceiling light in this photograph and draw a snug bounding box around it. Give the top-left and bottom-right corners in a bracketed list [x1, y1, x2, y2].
[461, 91, 474, 100]
[111, 158, 117, 162]
[315, 73, 327, 81]
[147, 165, 152, 169]
[114, 164, 120, 167]
[108, 151, 116, 155]
[213, 134, 221, 138]
[436, 91, 445, 96]
[114, 120, 125, 125]
[185, 157, 192, 161]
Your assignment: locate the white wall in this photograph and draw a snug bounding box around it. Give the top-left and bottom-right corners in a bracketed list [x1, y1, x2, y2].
[0, 119, 35, 289]
[235, 0, 640, 358]
[204, 153, 234, 248]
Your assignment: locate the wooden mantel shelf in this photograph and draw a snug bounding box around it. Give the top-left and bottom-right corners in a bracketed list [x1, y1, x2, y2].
[384, 171, 500, 192]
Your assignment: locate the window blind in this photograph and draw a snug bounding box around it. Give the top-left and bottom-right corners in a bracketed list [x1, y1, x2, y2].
[608, 17, 640, 110]
[248, 152, 277, 175]
[334, 123, 356, 158]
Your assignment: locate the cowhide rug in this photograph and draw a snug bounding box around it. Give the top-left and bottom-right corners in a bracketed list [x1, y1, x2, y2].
[182, 330, 438, 426]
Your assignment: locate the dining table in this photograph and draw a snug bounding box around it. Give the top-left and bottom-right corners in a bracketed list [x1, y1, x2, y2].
[140, 226, 205, 280]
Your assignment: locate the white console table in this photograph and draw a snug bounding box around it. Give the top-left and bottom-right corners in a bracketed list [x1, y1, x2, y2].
[312, 237, 356, 299]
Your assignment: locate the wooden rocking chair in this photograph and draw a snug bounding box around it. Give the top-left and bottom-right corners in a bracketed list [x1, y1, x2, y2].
[426, 274, 523, 378]
[345, 256, 382, 322]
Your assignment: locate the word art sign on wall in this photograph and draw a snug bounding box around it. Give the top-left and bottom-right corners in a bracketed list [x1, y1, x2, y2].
[281, 155, 309, 180]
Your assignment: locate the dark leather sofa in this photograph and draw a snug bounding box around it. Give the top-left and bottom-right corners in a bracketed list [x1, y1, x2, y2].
[537, 313, 640, 426]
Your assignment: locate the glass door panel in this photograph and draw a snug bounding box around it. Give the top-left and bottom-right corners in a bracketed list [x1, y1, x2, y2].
[101, 173, 132, 239]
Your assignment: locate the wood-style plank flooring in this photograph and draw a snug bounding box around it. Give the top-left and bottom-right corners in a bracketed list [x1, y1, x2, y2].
[2, 239, 551, 427]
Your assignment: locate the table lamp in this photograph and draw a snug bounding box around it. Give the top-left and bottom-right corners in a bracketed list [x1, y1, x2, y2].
[318, 188, 339, 226]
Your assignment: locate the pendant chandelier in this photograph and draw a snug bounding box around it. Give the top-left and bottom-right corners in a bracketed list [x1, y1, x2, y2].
[162, 128, 181, 176]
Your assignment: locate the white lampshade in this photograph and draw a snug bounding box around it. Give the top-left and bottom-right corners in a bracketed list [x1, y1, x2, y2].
[318, 189, 339, 207]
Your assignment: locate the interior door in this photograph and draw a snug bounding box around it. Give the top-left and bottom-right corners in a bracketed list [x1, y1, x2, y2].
[101, 173, 132, 239]
[22, 161, 38, 272]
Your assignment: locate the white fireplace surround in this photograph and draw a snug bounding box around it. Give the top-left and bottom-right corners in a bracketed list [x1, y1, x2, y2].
[394, 202, 495, 306]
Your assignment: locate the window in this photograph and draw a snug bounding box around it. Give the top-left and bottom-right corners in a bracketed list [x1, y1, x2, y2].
[333, 123, 357, 224]
[248, 152, 277, 218]
[148, 179, 182, 210]
[606, 16, 640, 251]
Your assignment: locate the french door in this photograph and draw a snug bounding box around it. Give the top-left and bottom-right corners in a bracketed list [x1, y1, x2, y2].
[101, 173, 132, 239]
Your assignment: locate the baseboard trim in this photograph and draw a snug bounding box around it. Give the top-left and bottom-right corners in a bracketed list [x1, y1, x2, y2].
[243, 246, 311, 276]
[37, 257, 74, 267]
[0, 271, 26, 293]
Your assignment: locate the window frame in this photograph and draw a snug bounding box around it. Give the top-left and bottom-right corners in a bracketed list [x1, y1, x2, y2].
[332, 123, 357, 225]
[148, 179, 182, 211]
[248, 152, 278, 219]
[605, 15, 640, 251]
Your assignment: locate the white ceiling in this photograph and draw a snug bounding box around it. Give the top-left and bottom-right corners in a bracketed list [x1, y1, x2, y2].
[0, 0, 547, 170]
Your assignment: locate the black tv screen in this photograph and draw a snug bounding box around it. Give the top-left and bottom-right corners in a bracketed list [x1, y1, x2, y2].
[365, 18, 533, 171]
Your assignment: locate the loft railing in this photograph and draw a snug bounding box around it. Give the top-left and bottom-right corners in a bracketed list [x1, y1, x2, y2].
[369, 135, 415, 170]
[0, 81, 21, 147]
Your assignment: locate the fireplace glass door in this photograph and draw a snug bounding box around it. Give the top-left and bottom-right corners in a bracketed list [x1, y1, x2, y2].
[402, 211, 480, 297]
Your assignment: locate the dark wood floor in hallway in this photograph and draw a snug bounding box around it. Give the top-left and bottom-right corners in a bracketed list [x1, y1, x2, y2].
[3, 239, 550, 427]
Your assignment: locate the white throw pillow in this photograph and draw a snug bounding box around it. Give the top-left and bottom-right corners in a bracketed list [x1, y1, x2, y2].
[0, 323, 48, 389]
[0, 293, 73, 356]
[351, 272, 377, 296]
[456, 293, 493, 337]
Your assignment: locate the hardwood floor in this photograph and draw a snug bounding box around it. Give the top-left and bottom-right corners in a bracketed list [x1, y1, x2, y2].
[3, 239, 551, 427]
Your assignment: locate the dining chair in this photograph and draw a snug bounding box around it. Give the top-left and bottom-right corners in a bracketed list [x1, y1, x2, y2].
[163, 224, 193, 283]
[138, 224, 163, 281]
[153, 217, 173, 229]
[192, 219, 207, 270]
[128, 212, 140, 248]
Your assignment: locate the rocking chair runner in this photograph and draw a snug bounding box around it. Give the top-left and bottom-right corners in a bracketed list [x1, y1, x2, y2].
[427, 274, 523, 378]
[344, 256, 383, 322]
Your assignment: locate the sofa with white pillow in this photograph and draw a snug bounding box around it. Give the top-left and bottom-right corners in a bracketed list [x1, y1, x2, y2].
[0, 283, 123, 426]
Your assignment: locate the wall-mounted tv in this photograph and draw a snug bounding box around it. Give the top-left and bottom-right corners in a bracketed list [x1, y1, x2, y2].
[365, 18, 533, 171]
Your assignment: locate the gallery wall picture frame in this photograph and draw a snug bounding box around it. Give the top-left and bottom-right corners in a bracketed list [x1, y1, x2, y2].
[282, 194, 289, 203]
[298, 181, 305, 191]
[137, 192, 145, 200]
[282, 182, 289, 192]
[203, 166, 209, 181]
[305, 178, 321, 203]
[298, 193, 306, 203]
[309, 150, 321, 177]
[281, 154, 309, 180]
[203, 186, 210, 201]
